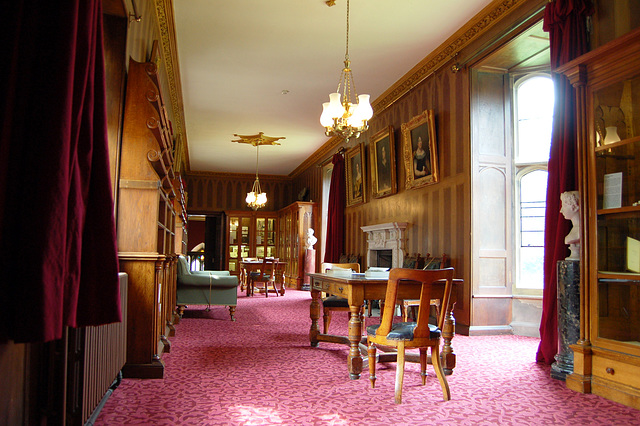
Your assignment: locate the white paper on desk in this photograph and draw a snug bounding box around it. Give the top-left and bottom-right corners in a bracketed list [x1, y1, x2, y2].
[327, 267, 353, 277]
[603, 172, 623, 209]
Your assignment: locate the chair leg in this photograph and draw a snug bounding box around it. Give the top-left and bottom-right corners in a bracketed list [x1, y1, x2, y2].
[367, 340, 377, 388]
[420, 347, 428, 385]
[395, 341, 405, 404]
[431, 343, 451, 401]
[323, 308, 331, 334]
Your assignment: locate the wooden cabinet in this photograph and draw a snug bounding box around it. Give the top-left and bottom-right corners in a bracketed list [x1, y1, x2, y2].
[117, 44, 185, 379]
[277, 202, 316, 289]
[225, 211, 277, 276]
[558, 27, 640, 408]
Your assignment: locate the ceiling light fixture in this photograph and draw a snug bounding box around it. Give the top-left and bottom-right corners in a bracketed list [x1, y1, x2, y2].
[320, 0, 373, 142]
[232, 132, 285, 210]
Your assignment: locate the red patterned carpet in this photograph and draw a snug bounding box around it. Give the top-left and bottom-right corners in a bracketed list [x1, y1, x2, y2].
[96, 289, 639, 425]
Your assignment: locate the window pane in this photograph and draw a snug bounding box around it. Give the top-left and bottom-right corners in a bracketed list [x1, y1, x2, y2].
[519, 246, 544, 289]
[516, 76, 554, 164]
[518, 169, 548, 290]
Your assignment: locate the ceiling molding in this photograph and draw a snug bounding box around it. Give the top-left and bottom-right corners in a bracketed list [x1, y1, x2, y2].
[154, 0, 190, 169]
[373, 0, 526, 113]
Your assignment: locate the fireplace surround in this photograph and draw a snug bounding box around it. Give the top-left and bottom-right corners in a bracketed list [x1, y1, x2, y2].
[360, 222, 408, 269]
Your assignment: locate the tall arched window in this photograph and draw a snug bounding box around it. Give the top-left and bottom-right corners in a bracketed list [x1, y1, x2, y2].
[514, 74, 554, 292]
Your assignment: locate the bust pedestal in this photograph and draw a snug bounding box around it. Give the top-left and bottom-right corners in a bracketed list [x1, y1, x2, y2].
[551, 259, 580, 380]
[303, 248, 316, 291]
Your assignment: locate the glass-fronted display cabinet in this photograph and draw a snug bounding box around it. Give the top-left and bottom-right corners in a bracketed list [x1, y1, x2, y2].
[227, 215, 251, 274]
[558, 27, 640, 408]
[277, 202, 315, 289]
[226, 212, 278, 276]
[255, 216, 277, 258]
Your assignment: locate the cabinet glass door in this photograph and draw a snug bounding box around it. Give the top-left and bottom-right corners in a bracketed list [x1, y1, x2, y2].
[266, 218, 276, 258]
[256, 218, 266, 258]
[593, 74, 640, 347]
[240, 217, 250, 260]
[228, 217, 239, 272]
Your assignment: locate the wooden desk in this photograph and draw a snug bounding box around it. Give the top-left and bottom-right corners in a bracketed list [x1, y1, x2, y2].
[240, 260, 286, 296]
[308, 272, 459, 380]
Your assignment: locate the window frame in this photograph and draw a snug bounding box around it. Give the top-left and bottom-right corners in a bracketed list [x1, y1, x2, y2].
[511, 72, 553, 296]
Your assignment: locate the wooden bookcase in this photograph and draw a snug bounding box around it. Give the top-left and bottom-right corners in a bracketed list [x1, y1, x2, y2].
[117, 44, 185, 379]
[225, 211, 278, 276]
[558, 27, 640, 408]
[277, 202, 316, 290]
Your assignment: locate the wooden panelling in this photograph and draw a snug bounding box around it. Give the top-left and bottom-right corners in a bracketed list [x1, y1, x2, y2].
[292, 66, 472, 327]
[184, 172, 293, 213]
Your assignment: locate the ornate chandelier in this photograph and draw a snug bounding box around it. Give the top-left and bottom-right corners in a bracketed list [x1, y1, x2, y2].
[232, 132, 285, 210]
[320, 0, 373, 141]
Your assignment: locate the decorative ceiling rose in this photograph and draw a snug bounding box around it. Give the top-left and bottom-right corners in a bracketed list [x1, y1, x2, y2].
[232, 133, 285, 210]
[320, 0, 373, 143]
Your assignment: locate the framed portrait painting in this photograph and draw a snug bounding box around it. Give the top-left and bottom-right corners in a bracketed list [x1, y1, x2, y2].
[345, 143, 366, 207]
[370, 126, 396, 198]
[401, 110, 438, 189]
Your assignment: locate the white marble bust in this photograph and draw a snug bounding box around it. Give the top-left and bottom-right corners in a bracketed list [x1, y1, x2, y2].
[560, 191, 580, 260]
[306, 228, 317, 250]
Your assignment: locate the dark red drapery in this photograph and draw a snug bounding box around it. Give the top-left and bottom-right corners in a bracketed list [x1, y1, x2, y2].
[537, 0, 593, 364]
[0, 1, 121, 343]
[324, 154, 346, 263]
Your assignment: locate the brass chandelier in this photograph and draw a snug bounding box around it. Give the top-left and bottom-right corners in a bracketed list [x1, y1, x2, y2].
[232, 132, 285, 210]
[320, 0, 373, 141]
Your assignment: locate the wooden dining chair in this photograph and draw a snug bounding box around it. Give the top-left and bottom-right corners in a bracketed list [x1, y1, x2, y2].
[250, 258, 281, 297]
[240, 257, 259, 293]
[273, 261, 286, 296]
[367, 267, 454, 404]
[321, 262, 361, 334]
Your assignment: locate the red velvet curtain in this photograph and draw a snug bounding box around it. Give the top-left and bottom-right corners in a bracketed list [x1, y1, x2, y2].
[0, 1, 121, 343]
[324, 154, 346, 263]
[537, 0, 593, 364]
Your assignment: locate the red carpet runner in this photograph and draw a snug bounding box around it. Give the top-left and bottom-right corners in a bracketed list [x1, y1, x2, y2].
[96, 289, 639, 425]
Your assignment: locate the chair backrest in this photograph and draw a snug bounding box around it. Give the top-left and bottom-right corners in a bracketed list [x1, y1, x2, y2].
[260, 257, 278, 280]
[377, 268, 454, 338]
[321, 262, 361, 273]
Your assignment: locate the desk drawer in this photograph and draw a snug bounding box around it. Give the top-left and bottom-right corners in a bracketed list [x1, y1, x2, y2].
[312, 280, 348, 298]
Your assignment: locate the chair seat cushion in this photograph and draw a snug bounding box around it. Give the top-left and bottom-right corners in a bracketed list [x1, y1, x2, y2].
[322, 295, 349, 308]
[367, 322, 441, 340]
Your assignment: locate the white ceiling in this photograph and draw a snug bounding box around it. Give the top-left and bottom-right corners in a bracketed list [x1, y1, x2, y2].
[173, 0, 494, 176]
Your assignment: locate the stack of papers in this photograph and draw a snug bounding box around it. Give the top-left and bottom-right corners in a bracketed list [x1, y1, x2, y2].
[327, 267, 354, 277]
[365, 267, 390, 279]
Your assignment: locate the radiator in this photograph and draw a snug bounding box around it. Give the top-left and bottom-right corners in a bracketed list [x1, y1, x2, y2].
[80, 272, 128, 424]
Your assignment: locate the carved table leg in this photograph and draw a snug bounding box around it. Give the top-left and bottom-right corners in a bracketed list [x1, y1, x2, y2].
[310, 288, 321, 347]
[348, 304, 363, 380]
[441, 304, 456, 375]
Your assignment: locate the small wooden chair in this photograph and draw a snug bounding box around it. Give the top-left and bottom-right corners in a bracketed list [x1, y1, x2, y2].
[273, 261, 286, 296]
[321, 262, 361, 334]
[401, 254, 448, 321]
[240, 257, 259, 293]
[367, 267, 454, 404]
[250, 258, 281, 297]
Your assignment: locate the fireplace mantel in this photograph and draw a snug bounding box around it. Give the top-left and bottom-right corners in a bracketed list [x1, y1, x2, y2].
[360, 222, 408, 269]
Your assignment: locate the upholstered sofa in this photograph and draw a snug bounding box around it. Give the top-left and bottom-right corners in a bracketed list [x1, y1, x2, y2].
[176, 255, 239, 321]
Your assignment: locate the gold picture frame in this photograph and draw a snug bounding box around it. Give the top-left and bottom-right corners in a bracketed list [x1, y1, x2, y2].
[370, 126, 396, 198]
[401, 110, 438, 189]
[345, 142, 366, 207]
